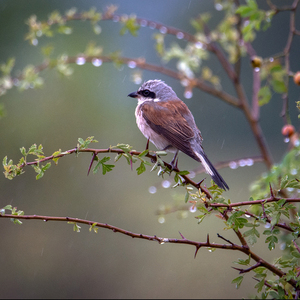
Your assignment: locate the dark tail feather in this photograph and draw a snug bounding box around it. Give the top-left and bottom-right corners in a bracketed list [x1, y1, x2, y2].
[194, 149, 229, 191]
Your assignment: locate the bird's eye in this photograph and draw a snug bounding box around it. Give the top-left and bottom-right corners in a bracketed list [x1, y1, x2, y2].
[142, 89, 151, 97]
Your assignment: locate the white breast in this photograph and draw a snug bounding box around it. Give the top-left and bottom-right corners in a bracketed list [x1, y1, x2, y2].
[135, 104, 176, 152]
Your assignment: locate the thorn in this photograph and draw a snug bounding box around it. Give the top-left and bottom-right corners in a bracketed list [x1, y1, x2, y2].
[145, 138, 150, 151]
[169, 151, 179, 171]
[197, 178, 206, 189]
[232, 266, 243, 273]
[206, 234, 210, 245]
[87, 152, 97, 176]
[217, 233, 235, 245]
[174, 157, 179, 169]
[194, 245, 201, 259]
[179, 231, 185, 239]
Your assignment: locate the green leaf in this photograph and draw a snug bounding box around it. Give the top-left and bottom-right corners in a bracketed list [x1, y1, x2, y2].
[255, 279, 265, 293]
[271, 79, 287, 94]
[280, 175, 289, 189]
[234, 255, 251, 266]
[20, 147, 27, 156]
[101, 163, 115, 175]
[136, 161, 146, 175]
[236, 6, 254, 17]
[291, 250, 300, 258]
[232, 275, 243, 289]
[138, 149, 149, 158]
[265, 235, 278, 250]
[258, 86, 271, 106]
[78, 136, 98, 150]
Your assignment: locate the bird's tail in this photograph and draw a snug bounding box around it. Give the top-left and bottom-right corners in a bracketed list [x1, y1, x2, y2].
[194, 149, 229, 191]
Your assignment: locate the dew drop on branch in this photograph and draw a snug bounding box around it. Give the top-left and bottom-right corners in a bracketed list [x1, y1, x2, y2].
[76, 56, 86, 65]
[127, 61, 137, 69]
[176, 32, 184, 39]
[92, 58, 102, 67]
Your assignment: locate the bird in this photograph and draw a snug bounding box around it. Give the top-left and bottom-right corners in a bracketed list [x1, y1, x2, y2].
[127, 79, 229, 191]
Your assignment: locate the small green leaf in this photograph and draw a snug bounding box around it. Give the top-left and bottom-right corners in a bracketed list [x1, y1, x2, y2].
[184, 191, 189, 203]
[20, 147, 27, 156]
[255, 279, 265, 293]
[232, 275, 243, 289]
[271, 79, 287, 94]
[136, 161, 146, 175]
[258, 86, 271, 106]
[234, 255, 251, 266]
[138, 149, 149, 158]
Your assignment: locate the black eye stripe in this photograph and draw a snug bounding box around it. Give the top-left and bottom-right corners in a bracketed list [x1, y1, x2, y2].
[138, 89, 156, 99]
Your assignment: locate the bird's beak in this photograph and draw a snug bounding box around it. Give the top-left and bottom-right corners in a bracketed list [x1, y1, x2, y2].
[128, 91, 138, 98]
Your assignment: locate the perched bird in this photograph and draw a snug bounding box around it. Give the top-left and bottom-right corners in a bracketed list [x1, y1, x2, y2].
[128, 79, 229, 190]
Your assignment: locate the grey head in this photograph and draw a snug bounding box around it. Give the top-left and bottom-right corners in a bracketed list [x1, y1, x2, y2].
[128, 80, 178, 102]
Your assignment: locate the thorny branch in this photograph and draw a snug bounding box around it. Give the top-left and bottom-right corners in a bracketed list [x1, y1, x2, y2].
[0, 212, 298, 290]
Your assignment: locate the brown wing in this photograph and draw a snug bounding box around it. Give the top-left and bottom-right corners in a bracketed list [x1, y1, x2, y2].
[141, 99, 201, 159]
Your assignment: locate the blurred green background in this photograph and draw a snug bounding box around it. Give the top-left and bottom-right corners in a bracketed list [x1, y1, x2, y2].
[0, 0, 299, 298]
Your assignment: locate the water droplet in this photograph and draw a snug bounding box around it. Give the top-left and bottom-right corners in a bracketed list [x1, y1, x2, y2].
[140, 19, 147, 27]
[254, 67, 260, 72]
[92, 58, 102, 67]
[295, 140, 300, 147]
[159, 26, 167, 34]
[229, 161, 238, 169]
[158, 216, 165, 224]
[269, 57, 274, 62]
[149, 186, 157, 194]
[113, 15, 120, 22]
[215, 3, 223, 11]
[291, 169, 298, 175]
[189, 206, 197, 213]
[189, 171, 196, 179]
[195, 41, 204, 49]
[280, 242, 286, 250]
[287, 187, 294, 192]
[162, 180, 171, 188]
[245, 214, 251, 218]
[159, 238, 169, 244]
[265, 223, 271, 228]
[284, 137, 290, 143]
[36, 30, 42, 37]
[76, 56, 86, 65]
[184, 90, 193, 99]
[176, 32, 184, 39]
[32, 38, 38, 46]
[127, 61, 137, 69]
[239, 159, 246, 167]
[149, 22, 156, 29]
[246, 158, 254, 166]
